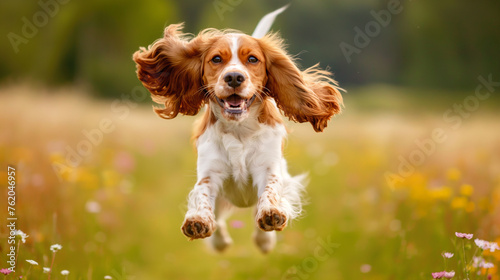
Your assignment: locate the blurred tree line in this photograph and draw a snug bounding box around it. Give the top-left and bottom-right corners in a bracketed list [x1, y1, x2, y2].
[1, 0, 499, 98]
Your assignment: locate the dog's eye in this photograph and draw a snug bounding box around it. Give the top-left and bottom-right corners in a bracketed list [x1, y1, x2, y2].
[248, 56, 259, 63]
[211, 55, 222, 64]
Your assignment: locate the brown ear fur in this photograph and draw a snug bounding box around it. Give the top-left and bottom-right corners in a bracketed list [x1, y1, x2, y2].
[259, 33, 344, 132]
[132, 23, 206, 119]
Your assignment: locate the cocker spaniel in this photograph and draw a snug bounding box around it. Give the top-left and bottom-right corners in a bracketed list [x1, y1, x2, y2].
[133, 15, 343, 253]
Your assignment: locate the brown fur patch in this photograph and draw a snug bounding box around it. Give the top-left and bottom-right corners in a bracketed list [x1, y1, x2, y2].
[258, 33, 344, 132]
[197, 177, 210, 185]
[258, 98, 284, 127]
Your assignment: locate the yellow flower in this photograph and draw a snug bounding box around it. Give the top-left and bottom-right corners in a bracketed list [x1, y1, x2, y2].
[446, 168, 461, 181]
[429, 186, 452, 201]
[50, 153, 77, 182]
[102, 169, 120, 188]
[76, 168, 99, 189]
[478, 198, 491, 211]
[465, 201, 475, 213]
[451, 197, 468, 209]
[460, 184, 474, 196]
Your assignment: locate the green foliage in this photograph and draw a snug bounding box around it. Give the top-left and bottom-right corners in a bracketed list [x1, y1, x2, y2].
[1, 0, 499, 96]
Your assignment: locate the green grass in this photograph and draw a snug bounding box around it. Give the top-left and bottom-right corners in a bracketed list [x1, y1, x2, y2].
[0, 84, 499, 279]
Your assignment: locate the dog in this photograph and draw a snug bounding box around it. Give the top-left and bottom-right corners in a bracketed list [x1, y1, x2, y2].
[133, 12, 343, 253]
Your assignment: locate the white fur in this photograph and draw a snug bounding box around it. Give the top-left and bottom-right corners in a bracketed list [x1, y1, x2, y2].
[181, 35, 305, 253]
[182, 100, 305, 253]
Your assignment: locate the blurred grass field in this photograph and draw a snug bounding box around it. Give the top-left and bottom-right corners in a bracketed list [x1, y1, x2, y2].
[1, 84, 499, 279]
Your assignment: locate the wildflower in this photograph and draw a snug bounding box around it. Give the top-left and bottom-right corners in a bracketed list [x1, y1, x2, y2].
[465, 201, 475, 213]
[429, 186, 452, 201]
[360, 264, 371, 273]
[0, 268, 13, 275]
[482, 262, 494, 269]
[432, 271, 455, 279]
[61, 270, 70, 275]
[50, 244, 62, 252]
[446, 168, 461, 181]
[443, 271, 455, 278]
[16, 230, 29, 243]
[455, 232, 473, 239]
[26, 260, 38, 265]
[114, 151, 135, 173]
[432, 271, 445, 279]
[451, 197, 468, 209]
[104, 276, 112, 279]
[472, 256, 495, 269]
[460, 184, 474, 196]
[475, 239, 500, 252]
[43, 267, 51, 273]
[441, 252, 454, 258]
[230, 220, 244, 229]
[85, 200, 101, 213]
[473, 256, 484, 268]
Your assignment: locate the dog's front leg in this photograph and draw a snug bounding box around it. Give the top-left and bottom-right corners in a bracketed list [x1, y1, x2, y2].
[181, 176, 218, 240]
[255, 171, 289, 231]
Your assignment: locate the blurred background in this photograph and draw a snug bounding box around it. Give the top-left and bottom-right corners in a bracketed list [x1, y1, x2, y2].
[1, 0, 499, 279]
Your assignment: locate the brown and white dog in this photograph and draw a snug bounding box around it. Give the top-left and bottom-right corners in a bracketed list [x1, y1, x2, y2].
[133, 17, 343, 253]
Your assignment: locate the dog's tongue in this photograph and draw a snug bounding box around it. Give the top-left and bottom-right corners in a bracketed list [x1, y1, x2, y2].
[225, 94, 245, 106]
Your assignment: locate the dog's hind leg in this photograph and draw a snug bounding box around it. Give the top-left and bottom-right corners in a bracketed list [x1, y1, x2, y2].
[206, 196, 234, 252]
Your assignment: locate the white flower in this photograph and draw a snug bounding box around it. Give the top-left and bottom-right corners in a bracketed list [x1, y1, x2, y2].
[43, 267, 51, 273]
[16, 230, 29, 243]
[26, 260, 38, 266]
[50, 244, 62, 252]
[472, 256, 483, 268]
[104, 276, 112, 279]
[472, 256, 495, 269]
[61, 270, 70, 275]
[475, 238, 500, 252]
[441, 252, 454, 258]
[490, 242, 500, 252]
[85, 200, 101, 213]
[443, 271, 455, 278]
[475, 239, 487, 249]
[482, 262, 494, 269]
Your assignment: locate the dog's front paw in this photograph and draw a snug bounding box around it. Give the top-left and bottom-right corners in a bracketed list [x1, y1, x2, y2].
[256, 207, 288, 232]
[181, 215, 216, 240]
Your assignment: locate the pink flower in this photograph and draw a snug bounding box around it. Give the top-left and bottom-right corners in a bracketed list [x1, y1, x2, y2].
[455, 232, 473, 239]
[443, 271, 455, 278]
[441, 252, 454, 258]
[114, 151, 135, 174]
[230, 220, 245, 229]
[432, 271, 446, 279]
[0, 268, 13, 275]
[432, 271, 455, 279]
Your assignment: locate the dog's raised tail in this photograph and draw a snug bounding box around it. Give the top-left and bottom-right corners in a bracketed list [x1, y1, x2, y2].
[252, 4, 290, 39]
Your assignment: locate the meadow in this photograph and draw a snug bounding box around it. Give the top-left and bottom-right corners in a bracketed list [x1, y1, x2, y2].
[0, 84, 499, 279]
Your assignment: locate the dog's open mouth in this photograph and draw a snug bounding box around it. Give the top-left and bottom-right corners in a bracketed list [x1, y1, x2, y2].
[215, 94, 257, 115]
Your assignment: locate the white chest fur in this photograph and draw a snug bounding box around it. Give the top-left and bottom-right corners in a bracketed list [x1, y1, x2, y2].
[196, 116, 287, 207]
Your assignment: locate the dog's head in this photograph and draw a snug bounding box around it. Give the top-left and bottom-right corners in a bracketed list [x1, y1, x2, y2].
[133, 23, 343, 132]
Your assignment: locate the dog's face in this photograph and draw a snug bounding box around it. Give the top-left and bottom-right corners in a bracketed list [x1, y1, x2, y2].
[133, 24, 343, 132]
[202, 34, 267, 121]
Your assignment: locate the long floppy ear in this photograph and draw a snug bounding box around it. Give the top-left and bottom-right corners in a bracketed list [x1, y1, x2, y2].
[259, 33, 344, 132]
[133, 23, 205, 119]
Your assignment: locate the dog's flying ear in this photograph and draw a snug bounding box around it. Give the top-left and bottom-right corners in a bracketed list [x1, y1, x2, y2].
[259, 33, 344, 132]
[133, 23, 206, 119]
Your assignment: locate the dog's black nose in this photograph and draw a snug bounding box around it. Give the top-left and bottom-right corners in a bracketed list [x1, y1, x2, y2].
[224, 72, 245, 88]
